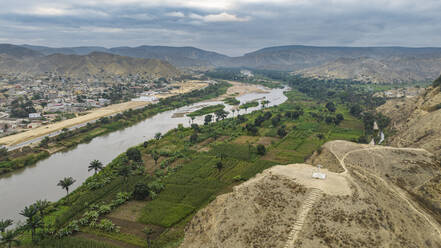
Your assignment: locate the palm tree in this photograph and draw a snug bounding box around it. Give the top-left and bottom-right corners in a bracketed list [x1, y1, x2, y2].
[0, 219, 13, 232]
[0, 229, 20, 248]
[215, 161, 223, 172]
[57, 177, 76, 195]
[19, 205, 42, 243]
[35, 200, 50, 218]
[88, 160, 103, 174]
[118, 165, 131, 183]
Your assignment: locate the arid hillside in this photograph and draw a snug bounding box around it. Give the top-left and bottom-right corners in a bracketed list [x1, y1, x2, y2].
[0, 45, 180, 78]
[378, 78, 441, 158]
[180, 140, 441, 248]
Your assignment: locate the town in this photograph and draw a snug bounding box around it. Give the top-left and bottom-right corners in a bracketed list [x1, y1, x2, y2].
[0, 71, 188, 138]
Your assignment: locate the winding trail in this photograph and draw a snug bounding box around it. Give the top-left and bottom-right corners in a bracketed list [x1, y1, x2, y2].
[284, 188, 322, 248]
[329, 141, 441, 238]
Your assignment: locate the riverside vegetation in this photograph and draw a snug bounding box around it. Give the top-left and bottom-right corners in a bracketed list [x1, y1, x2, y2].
[0, 73, 397, 248]
[0, 82, 230, 176]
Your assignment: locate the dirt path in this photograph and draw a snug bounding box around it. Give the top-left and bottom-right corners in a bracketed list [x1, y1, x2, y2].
[328, 141, 441, 238]
[284, 188, 322, 248]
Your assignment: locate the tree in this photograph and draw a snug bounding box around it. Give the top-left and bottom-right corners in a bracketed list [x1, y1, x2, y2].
[117, 165, 131, 183]
[34, 200, 50, 219]
[325, 102, 336, 112]
[133, 183, 150, 200]
[350, 104, 363, 117]
[39, 136, 50, 148]
[126, 148, 142, 162]
[151, 151, 160, 165]
[0, 229, 20, 248]
[0, 219, 13, 232]
[277, 127, 287, 137]
[215, 109, 228, 121]
[57, 177, 76, 195]
[190, 132, 198, 143]
[143, 227, 153, 248]
[154, 132, 162, 141]
[19, 204, 42, 243]
[257, 144, 266, 155]
[204, 114, 212, 125]
[88, 160, 103, 174]
[0, 147, 7, 158]
[215, 161, 223, 172]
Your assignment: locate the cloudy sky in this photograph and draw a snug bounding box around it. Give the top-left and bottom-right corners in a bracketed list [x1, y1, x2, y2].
[0, 0, 440, 56]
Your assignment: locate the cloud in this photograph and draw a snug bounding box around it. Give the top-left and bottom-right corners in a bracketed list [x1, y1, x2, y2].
[189, 12, 250, 22]
[0, 0, 441, 56]
[166, 11, 185, 18]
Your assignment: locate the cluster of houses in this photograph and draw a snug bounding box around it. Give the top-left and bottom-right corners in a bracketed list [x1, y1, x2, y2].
[0, 72, 179, 136]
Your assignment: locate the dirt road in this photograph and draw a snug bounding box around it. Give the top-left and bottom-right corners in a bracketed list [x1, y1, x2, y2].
[328, 140, 441, 237]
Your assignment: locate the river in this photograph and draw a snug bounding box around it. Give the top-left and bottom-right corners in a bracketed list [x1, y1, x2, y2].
[0, 86, 288, 225]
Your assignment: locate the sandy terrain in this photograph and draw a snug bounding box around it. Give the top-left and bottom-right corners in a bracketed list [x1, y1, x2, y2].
[210, 80, 268, 101]
[0, 81, 208, 148]
[180, 140, 441, 248]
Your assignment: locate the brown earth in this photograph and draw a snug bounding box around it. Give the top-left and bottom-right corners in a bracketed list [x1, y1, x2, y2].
[180, 140, 441, 248]
[378, 85, 441, 158]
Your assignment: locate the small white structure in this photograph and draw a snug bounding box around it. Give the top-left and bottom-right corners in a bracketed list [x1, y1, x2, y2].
[29, 113, 41, 119]
[312, 164, 327, 180]
[373, 121, 379, 131]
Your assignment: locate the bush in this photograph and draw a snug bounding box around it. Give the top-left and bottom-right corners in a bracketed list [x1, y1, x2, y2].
[256, 144, 266, 155]
[133, 183, 150, 200]
[126, 148, 142, 162]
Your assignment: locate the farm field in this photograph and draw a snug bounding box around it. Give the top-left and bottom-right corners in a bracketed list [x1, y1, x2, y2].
[22, 86, 364, 248]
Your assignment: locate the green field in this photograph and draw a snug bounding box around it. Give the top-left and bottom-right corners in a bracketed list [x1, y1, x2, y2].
[15, 84, 365, 248]
[187, 104, 225, 117]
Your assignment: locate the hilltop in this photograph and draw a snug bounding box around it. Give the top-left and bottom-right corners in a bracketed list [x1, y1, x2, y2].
[181, 140, 441, 247]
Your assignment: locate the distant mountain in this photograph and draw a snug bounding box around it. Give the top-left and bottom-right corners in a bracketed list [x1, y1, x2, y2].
[0, 45, 179, 78]
[10, 44, 441, 82]
[230, 45, 441, 69]
[109, 46, 229, 67]
[0, 44, 43, 58]
[21, 44, 229, 67]
[21, 45, 108, 56]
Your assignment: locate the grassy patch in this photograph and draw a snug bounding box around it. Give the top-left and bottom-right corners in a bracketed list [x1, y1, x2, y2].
[187, 104, 225, 117]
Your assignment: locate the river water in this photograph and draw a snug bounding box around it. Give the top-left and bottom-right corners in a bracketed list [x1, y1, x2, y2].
[0, 86, 287, 225]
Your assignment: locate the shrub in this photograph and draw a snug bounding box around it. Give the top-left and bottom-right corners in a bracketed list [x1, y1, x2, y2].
[256, 144, 266, 155]
[126, 148, 142, 162]
[133, 183, 150, 200]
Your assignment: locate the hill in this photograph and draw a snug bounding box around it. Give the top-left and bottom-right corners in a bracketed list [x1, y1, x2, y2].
[298, 56, 441, 83]
[181, 140, 441, 247]
[20, 44, 229, 67]
[0, 45, 180, 78]
[18, 44, 441, 82]
[378, 76, 441, 157]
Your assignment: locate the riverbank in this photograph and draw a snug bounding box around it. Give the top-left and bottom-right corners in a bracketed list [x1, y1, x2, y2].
[0, 82, 229, 176]
[0, 81, 208, 149]
[15, 86, 364, 247]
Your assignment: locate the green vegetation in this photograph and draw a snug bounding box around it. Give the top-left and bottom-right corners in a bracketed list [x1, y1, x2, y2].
[0, 82, 231, 176]
[8, 74, 395, 248]
[239, 101, 259, 110]
[224, 97, 240, 105]
[206, 68, 283, 88]
[23, 237, 118, 248]
[0, 151, 50, 175]
[14, 75, 367, 248]
[187, 104, 225, 117]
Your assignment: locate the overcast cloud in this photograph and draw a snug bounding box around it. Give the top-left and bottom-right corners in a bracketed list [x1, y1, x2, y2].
[0, 0, 440, 56]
